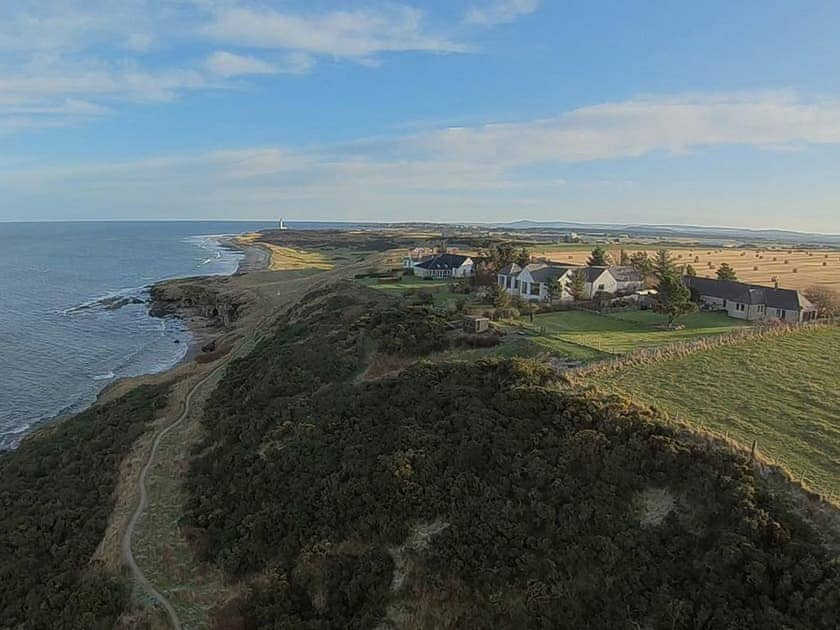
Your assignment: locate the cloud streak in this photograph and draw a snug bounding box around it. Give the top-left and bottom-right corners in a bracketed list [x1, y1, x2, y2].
[465, 0, 541, 26]
[202, 5, 470, 58]
[5, 92, 840, 225]
[0, 1, 471, 133]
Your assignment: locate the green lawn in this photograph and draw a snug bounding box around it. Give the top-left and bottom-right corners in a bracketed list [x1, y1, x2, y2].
[594, 326, 840, 499]
[362, 276, 464, 308]
[518, 309, 750, 357]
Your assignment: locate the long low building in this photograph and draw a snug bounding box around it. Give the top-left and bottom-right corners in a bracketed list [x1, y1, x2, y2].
[684, 276, 817, 322]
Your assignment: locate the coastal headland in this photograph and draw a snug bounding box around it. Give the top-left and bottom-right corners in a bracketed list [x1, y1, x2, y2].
[2, 227, 839, 629]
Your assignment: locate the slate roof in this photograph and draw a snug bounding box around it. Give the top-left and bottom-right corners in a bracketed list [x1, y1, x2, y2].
[415, 253, 471, 270]
[608, 266, 644, 283]
[683, 276, 812, 311]
[498, 263, 522, 276]
[582, 266, 609, 282]
[529, 265, 576, 283]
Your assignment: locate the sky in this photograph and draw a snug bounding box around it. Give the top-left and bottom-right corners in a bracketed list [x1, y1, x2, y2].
[1, 1, 840, 232]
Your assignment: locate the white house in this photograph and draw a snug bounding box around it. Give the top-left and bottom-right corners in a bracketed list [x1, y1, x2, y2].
[413, 253, 474, 279]
[498, 263, 576, 302]
[499, 263, 646, 302]
[607, 266, 645, 294]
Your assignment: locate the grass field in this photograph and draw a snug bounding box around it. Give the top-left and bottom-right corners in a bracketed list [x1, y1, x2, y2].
[362, 276, 465, 308]
[530, 245, 840, 291]
[594, 326, 840, 499]
[511, 309, 751, 360]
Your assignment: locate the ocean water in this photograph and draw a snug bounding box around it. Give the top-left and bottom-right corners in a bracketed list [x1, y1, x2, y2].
[0, 221, 274, 450]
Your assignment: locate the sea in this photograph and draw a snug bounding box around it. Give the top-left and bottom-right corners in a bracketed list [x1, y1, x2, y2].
[0, 221, 277, 451]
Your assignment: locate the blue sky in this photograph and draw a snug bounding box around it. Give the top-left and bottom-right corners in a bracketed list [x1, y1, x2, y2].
[2, 1, 840, 231]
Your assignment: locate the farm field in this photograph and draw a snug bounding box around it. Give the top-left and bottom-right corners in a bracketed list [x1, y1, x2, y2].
[594, 326, 840, 499]
[511, 309, 751, 360]
[530, 245, 840, 291]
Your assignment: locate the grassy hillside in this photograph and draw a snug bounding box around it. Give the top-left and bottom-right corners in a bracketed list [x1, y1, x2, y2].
[595, 326, 840, 498]
[0, 383, 170, 629]
[184, 284, 840, 629]
[511, 309, 750, 360]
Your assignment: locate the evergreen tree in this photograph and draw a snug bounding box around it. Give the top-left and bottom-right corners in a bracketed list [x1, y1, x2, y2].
[629, 251, 653, 276]
[569, 269, 587, 301]
[515, 247, 531, 267]
[653, 249, 676, 281]
[587, 246, 610, 267]
[654, 272, 697, 326]
[546, 276, 566, 302]
[716, 262, 738, 281]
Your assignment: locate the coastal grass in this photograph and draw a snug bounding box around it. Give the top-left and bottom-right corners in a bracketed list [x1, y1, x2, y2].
[513, 309, 750, 358]
[593, 326, 840, 498]
[131, 367, 242, 629]
[236, 233, 333, 271]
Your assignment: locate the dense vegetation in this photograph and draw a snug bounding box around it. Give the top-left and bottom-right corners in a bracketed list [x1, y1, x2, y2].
[0, 383, 170, 629]
[185, 284, 840, 629]
[595, 325, 840, 498]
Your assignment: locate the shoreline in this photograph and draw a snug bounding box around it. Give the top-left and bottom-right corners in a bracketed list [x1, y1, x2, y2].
[2, 232, 269, 453]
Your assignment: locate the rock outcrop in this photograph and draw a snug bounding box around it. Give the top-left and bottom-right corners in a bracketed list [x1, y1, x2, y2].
[148, 277, 250, 330]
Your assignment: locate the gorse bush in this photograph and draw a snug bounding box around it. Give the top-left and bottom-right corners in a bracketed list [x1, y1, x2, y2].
[0, 384, 170, 629]
[184, 285, 840, 629]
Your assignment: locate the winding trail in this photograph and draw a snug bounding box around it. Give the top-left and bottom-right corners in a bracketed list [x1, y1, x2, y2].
[120, 360, 230, 630]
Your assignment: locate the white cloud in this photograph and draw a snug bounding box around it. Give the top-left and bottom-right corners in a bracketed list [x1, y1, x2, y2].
[416, 92, 840, 164]
[201, 5, 470, 58]
[465, 0, 540, 26]
[0, 2, 473, 133]
[206, 51, 277, 77]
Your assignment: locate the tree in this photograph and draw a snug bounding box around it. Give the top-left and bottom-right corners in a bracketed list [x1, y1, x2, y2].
[804, 286, 840, 318]
[490, 284, 511, 308]
[683, 264, 697, 277]
[629, 251, 653, 276]
[652, 249, 676, 281]
[716, 263, 738, 281]
[654, 272, 697, 326]
[619, 249, 630, 265]
[569, 269, 587, 301]
[481, 243, 516, 270]
[515, 247, 531, 267]
[587, 246, 610, 267]
[546, 276, 566, 303]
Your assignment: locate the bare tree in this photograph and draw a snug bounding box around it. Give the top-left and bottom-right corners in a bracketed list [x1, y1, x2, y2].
[804, 286, 840, 318]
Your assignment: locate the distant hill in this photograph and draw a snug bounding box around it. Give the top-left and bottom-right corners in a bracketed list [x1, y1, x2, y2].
[487, 219, 840, 246]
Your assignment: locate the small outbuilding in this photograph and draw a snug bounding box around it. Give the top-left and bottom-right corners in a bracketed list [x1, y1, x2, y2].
[463, 316, 491, 334]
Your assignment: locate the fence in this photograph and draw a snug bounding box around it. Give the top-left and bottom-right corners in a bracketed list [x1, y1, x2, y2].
[570, 317, 840, 378]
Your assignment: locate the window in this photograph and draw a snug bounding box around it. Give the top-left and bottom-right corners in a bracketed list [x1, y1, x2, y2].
[777, 309, 784, 318]
[723, 299, 727, 308]
[514, 279, 519, 289]
[597, 283, 605, 290]
[530, 283, 541, 296]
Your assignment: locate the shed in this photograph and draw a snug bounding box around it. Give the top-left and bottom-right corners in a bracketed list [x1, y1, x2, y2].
[463, 316, 490, 334]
